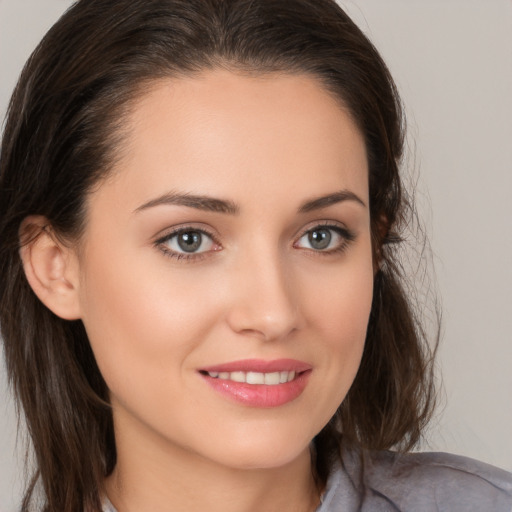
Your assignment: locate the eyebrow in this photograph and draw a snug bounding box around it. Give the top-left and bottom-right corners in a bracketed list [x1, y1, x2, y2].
[134, 192, 240, 215]
[298, 190, 366, 212]
[134, 189, 366, 215]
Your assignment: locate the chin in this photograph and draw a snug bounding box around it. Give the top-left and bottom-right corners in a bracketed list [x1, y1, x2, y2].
[199, 430, 314, 471]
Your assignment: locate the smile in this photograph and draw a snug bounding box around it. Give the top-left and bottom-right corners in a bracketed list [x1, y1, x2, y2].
[204, 370, 297, 385]
[199, 359, 312, 407]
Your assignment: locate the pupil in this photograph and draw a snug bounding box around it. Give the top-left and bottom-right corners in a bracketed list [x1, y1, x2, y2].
[309, 229, 331, 250]
[178, 231, 202, 252]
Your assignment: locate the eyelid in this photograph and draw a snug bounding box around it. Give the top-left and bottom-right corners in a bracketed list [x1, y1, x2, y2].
[154, 223, 218, 241]
[294, 220, 352, 240]
[293, 221, 356, 252]
[153, 220, 355, 261]
[153, 224, 222, 261]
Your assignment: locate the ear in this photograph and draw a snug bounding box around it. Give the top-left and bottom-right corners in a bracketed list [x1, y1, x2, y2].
[19, 216, 82, 320]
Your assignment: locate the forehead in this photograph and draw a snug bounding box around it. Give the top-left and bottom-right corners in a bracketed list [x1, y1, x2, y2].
[94, 70, 368, 213]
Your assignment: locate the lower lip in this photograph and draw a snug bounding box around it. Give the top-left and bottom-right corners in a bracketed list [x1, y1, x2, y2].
[200, 371, 312, 408]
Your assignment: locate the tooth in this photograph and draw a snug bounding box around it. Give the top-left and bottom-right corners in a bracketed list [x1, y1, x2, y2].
[208, 370, 298, 384]
[246, 372, 265, 384]
[230, 371, 246, 383]
[264, 372, 280, 385]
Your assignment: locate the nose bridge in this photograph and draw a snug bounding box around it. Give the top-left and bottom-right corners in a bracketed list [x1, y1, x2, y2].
[227, 240, 299, 341]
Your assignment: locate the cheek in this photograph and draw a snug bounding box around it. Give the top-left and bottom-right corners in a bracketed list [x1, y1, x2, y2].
[77, 245, 222, 399]
[306, 242, 374, 340]
[302, 245, 374, 408]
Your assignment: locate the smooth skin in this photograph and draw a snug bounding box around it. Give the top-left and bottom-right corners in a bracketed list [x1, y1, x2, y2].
[21, 70, 374, 512]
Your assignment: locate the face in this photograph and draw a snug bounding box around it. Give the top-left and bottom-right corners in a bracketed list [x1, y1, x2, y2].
[75, 70, 373, 470]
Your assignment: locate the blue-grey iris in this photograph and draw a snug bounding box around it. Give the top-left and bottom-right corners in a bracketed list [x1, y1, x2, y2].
[308, 229, 331, 250]
[177, 231, 202, 252]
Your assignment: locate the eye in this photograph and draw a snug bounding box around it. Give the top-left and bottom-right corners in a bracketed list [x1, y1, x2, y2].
[156, 228, 219, 259]
[295, 225, 354, 253]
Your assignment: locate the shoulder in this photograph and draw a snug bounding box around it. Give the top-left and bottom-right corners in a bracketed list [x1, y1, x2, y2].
[367, 451, 512, 511]
[318, 450, 512, 512]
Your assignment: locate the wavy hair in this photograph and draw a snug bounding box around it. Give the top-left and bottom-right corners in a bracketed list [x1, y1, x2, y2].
[0, 0, 438, 510]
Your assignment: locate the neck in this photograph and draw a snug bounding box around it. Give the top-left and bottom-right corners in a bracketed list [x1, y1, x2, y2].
[104, 416, 321, 512]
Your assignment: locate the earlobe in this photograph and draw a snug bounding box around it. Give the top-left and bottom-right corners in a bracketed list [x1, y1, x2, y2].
[19, 216, 82, 320]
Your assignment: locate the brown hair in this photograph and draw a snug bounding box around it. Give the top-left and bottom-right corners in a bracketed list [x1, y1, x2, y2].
[0, 0, 437, 510]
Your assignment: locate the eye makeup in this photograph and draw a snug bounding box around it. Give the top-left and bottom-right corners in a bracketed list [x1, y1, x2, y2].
[154, 225, 222, 261]
[153, 220, 357, 262]
[294, 223, 356, 256]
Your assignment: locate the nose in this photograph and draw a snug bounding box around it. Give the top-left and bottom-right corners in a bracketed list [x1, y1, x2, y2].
[225, 247, 300, 342]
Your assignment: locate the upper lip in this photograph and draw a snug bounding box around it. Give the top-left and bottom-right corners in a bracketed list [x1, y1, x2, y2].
[199, 358, 312, 373]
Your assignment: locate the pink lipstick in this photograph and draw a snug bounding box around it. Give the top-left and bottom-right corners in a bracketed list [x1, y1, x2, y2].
[199, 359, 312, 408]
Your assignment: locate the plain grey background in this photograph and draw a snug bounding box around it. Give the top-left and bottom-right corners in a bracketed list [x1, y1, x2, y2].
[1, 1, 511, 510]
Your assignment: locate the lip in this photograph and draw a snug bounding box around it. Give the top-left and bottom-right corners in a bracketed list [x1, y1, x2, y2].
[200, 358, 312, 374]
[199, 359, 312, 408]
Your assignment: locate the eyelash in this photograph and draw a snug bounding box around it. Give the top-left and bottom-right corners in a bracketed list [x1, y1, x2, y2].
[155, 225, 220, 261]
[154, 223, 356, 262]
[294, 223, 356, 256]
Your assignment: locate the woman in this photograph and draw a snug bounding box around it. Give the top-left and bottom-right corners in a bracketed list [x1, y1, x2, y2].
[0, 0, 510, 511]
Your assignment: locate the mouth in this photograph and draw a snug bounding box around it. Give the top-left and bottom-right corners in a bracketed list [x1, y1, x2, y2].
[199, 369, 300, 385]
[198, 359, 312, 407]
